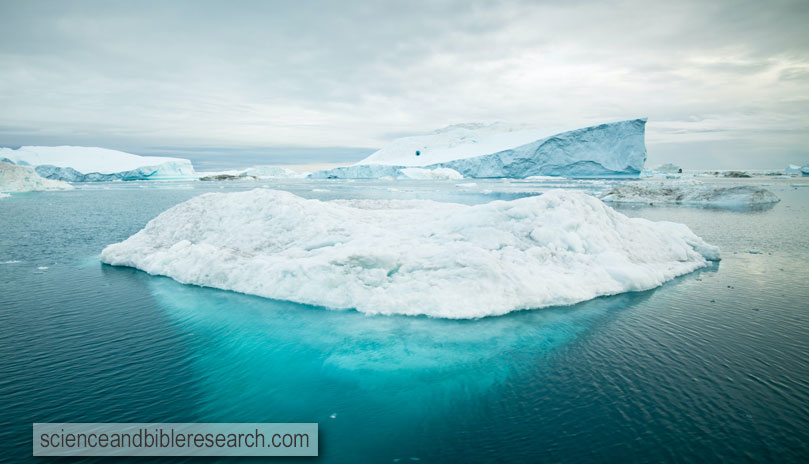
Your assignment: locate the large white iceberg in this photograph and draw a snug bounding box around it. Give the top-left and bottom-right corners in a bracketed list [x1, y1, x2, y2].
[101, 188, 718, 319]
[600, 181, 780, 207]
[0, 146, 196, 181]
[310, 119, 647, 179]
[0, 161, 73, 193]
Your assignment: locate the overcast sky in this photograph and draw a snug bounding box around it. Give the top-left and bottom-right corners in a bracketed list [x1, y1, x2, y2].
[1, 0, 807, 169]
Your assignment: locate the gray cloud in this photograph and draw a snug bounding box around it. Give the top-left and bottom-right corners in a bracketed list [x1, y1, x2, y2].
[1, 0, 807, 168]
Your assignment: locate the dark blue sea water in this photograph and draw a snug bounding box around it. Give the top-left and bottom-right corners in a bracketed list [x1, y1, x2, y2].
[2, 178, 808, 463]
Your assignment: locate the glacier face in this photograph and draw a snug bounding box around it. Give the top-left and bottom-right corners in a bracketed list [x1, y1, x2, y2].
[0, 146, 196, 181]
[0, 161, 73, 192]
[310, 119, 647, 179]
[101, 188, 718, 319]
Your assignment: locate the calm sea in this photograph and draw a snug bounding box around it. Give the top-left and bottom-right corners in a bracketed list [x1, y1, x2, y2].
[1, 178, 808, 463]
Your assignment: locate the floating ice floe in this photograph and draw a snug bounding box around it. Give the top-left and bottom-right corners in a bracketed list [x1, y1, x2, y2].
[0, 146, 196, 182]
[101, 189, 719, 319]
[0, 161, 73, 192]
[310, 119, 648, 179]
[600, 181, 780, 207]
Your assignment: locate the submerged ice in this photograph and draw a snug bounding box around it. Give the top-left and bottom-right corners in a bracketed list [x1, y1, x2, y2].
[101, 189, 718, 318]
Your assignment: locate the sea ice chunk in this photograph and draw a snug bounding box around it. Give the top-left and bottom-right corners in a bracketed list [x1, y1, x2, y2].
[0, 161, 73, 192]
[600, 181, 780, 207]
[101, 189, 719, 319]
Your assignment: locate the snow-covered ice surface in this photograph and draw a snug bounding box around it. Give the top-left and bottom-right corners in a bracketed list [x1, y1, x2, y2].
[398, 167, 463, 180]
[0, 161, 73, 192]
[310, 119, 648, 179]
[101, 188, 719, 319]
[0, 146, 195, 181]
[0, 193, 10, 199]
[600, 181, 780, 207]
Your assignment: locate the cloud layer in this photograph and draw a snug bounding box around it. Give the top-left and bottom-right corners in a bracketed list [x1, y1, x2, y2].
[1, 0, 807, 168]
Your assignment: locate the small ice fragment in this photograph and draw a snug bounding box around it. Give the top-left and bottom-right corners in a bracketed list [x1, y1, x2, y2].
[748, 250, 761, 254]
[37, 266, 49, 270]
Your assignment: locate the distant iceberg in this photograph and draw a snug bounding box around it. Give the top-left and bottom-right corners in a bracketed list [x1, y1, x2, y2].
[101, 188, 718, 319]
[653, 163, 681, 173]
[310, 119, 647, 179]
[601, 181, 780, 207]
[0, 146, 196, 181]
[0, 161, 73, 193]
[243, 166, 309, 179]
[196, 165, 309, 180]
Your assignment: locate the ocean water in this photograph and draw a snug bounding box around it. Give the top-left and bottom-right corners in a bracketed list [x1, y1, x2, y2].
[1, 178, 809, 463]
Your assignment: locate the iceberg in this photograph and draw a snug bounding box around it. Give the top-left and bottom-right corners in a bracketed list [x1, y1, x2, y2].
[600, 181, 780, 207]
[243, 166, 309, 179]
[310, 119, 647, 179]
[653, 163, 681, 173]
[785, 164, 802, 175]
[101, 188, 718, 319]
[0, 146, 196, 181]
[196, 165, 309, 180]
[0, 161, 73, 193]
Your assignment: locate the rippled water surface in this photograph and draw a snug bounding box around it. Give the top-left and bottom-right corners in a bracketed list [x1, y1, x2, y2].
[1, 178, 808, 463]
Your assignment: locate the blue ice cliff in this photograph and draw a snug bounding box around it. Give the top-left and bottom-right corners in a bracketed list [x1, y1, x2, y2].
[310, 119, 648, 179]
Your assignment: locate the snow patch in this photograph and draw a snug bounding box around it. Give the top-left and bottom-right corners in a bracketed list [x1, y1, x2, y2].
[101, 189, 719, 319]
